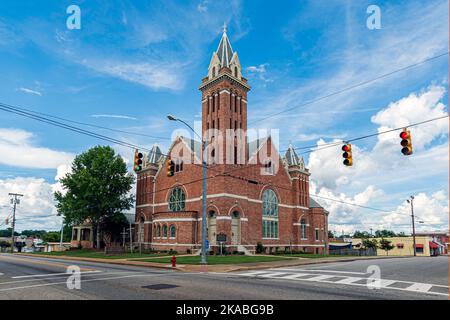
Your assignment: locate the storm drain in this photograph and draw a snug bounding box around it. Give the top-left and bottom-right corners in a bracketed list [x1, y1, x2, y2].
[142, 283, 179, 290]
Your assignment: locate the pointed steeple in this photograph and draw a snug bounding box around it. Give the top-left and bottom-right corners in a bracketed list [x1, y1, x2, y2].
[216, 23, 234, 68]
[147, 144, 163, 164]
[284, 144, 302, 167]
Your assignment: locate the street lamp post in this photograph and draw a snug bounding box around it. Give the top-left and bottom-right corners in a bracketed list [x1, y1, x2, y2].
[168, 114, 208, 264]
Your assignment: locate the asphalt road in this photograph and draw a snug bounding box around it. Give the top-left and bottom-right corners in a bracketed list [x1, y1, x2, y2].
[0, 253, 448, 300]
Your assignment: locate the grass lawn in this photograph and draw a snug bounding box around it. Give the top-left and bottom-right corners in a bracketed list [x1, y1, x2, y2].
[135, 255, 294, 265]
[272, 254, 333, 259]
[29, 249, 171, 260]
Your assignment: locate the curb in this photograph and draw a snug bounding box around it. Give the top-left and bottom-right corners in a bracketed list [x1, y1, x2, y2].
[14, 253, 412, 273]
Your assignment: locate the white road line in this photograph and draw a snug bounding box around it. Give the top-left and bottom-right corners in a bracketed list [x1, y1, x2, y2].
[238, 271, 269, 277]
[12, 270, 102, 279]
[296, 269, 368, 275]
[335, 276, 364, 284]
[0, 273, 171, 292]
[258, 272, 287, 278]
[0, 271, 144, 286]
[405, 283, 433, 293]
[302, 275, 337, 282]
[237, 271, 449, 297]
[278, 273, 311, 280]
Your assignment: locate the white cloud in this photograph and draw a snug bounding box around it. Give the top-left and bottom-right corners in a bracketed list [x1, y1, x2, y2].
[91, 114, 137, 120]
[246, 64, 268, 73]
[307, 85, 448, 233]
[85, 60, 184, 91]
[380, 192, 449, 233]
[371, 85, 448, 150]
[197, 0, 209, 13]
[18, 87, 42, 96]
[0, 177, 62, 232]
[308, 85, 448, 190]
[0, 128, 74, 169]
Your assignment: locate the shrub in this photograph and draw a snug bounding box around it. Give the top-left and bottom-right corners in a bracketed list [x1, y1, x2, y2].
[186, 249, 191, 254]
[168, 249, 177, 255]
[256, 242, 264, 254]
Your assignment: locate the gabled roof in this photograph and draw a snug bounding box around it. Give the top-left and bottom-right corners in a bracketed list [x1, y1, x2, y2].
[309, 197, 323, 208]
[216, 29, 234, 68]
[147, 144, 164, 164]
[180, 136, 202, 158]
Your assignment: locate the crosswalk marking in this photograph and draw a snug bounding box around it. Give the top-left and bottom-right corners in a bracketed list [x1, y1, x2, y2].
[302, 275, 336, 281]
[334, 276, 364, 284]
[278, 273, 310, 280]
[236, 269, 448, 297]
[405, 283, 433, 293]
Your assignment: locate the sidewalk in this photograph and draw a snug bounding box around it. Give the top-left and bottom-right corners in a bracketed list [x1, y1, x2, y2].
[17, 253, 408, 273]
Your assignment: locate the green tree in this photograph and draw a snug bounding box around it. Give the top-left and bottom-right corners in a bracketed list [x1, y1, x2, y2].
[54, 146, 134, 248]
[374, 229, 396, 238]
[0, 228, 19, 237]
[42, 231, 61, 242]
[379, 238, 394, 255]
[362, 238, 378, 249]
[353, 230, 371, 238]
[328, 230, 335, 239]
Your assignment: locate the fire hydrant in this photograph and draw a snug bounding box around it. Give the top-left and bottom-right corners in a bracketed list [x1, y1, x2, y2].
[171, 255, 176, 268]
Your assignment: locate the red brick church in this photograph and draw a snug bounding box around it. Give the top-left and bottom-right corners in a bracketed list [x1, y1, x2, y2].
[134, 28, 329, 254]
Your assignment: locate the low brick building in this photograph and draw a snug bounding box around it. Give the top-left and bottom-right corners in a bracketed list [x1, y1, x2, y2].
[134, 28, 329, 254]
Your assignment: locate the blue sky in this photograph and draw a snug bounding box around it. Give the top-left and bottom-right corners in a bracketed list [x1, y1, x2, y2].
[0, 0, 448, 233]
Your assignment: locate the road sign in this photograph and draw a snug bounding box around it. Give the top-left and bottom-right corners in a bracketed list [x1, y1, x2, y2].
[205, 239, 209, 249]
[216, 233, 227, 242]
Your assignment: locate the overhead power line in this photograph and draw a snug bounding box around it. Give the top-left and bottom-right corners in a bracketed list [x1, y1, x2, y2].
[249, 51, 449, 125]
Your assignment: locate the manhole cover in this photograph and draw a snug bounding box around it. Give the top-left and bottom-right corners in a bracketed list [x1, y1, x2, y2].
[142, 284, 179, 290]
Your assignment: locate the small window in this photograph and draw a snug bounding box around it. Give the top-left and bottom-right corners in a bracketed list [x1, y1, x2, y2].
[235, 66, 238, 77]
[175, 160, 183, 173]
[162, 225, 168, 238]
[169, 225, 176, 238]
[315, 229, 320, 241]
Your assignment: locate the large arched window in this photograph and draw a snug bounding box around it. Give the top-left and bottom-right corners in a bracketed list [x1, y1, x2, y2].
[168, 187, 186, 212]
[262, 189, 279, 239]
[300, 218, 307, 240]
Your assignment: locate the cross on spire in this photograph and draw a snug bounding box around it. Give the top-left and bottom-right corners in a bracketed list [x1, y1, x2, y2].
[222, 22, 227, 34]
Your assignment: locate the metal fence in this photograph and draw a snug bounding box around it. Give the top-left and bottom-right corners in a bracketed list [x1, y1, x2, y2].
[329, 248, 376, 256]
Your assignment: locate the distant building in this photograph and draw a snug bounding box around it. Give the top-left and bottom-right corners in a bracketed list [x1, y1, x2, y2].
[350, 236, 443, 256]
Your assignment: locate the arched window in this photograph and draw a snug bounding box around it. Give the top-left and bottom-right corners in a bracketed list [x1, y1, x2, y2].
[169, 225, 176, 238]
[168, 187, 186, 212]
[300, 218, 307, 239]
[235, 66, 238, 77]
[212, 66, 216, 77]
[162, 225, 168, 238]
[156, 225, 161, 238]
[262, 189, 279, 239]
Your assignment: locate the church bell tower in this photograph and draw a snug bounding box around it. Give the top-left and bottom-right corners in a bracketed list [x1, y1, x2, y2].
[199, 25, 251, 165]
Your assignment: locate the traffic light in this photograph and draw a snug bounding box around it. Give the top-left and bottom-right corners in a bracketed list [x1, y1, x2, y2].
[133, 150, 143, 172]
[167, 158, 175, 177]
[342, 143, 353, 166]
[400, 129, 413, 155]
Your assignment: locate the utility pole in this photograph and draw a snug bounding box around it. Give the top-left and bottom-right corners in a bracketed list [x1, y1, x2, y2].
[8, 193, 23, 253]
[59, 218, 64, 249]
[407, 196, 416, 257]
